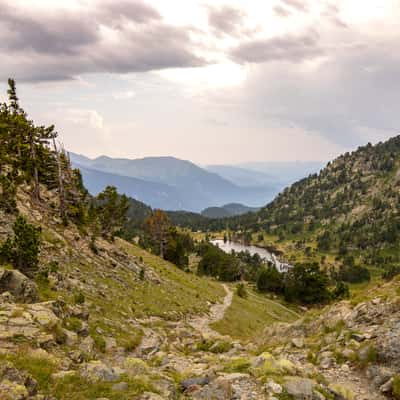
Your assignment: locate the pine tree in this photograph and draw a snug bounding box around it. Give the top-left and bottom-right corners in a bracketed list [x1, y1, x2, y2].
[0, 215, 41, 276]
[144, 209, 171, 257]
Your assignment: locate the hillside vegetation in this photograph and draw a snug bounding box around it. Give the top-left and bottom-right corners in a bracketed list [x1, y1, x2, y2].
[199, 138, 400, 278]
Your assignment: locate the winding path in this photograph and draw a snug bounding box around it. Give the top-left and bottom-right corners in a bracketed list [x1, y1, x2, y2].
[188, 284, 233, 337]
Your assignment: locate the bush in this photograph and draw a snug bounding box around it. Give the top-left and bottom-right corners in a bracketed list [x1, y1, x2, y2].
[256, 265, 284, 294]
[197, 243, 241, 281]
[236, 283, 247, 298]
[382, 265, 400, 281]
[73, 292, 85, 305]
[393, 375, 400, 399]
[284, 262, 331, 304]
[337, 263, 371, 284]
[332, 281, 350, 299]
[0, 215, 41, 275]
[63, 317, 83, 333]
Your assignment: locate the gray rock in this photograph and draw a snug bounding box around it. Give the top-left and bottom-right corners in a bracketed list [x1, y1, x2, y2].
[366, 365, 394, 388]
[112, 382, 128, 391]
[181, 376, 210, 391]
[191, 377, 232, 400]
[380, 377, 393, 393]
[0, 268, 38, 303]
[351, 333, 366, 342]
[80, 361, 121, 383]
[376, 321, 400, 368]
[79, 336, 95, 355]
[283, 377, 315, 399]
[292, 337, 305, 348]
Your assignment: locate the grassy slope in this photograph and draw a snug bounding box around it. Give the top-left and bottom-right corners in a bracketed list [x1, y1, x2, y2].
[211, 286, 299, 341]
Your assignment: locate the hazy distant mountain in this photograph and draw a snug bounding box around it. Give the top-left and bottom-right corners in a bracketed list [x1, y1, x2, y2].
[76, 165, 185, 210]
[206, 165, 280, 188]
[238, 161, 325, 186]
[201, 203, 260, 219]
[70, 153, 276, 211]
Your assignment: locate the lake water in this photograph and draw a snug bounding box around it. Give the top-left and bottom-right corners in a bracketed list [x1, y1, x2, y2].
[210, 239, 291, 273]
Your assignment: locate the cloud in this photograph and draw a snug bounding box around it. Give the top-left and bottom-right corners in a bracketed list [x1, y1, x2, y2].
[273, 5, 292, 17]
[112, 90, 136, 100]
[65, 109, 104, 130]
[321, 3, 348, 28]
[207, 5, 247, 37]
[280, 0, 309, 13]
[230, 31, 323, 64]
[227, 40, 400, 148]
[0, 0, 205, 82]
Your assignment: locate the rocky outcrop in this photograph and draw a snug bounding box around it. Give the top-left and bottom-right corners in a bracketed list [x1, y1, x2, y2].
[0, 268, 38, 303]
[0, 361, 38, 400]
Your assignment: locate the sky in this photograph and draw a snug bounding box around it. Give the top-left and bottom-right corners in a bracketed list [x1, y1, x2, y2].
[0, 0, 399, 164]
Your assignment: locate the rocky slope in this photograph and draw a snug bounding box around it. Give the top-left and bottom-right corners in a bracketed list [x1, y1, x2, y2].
[1, 186, 400, 400]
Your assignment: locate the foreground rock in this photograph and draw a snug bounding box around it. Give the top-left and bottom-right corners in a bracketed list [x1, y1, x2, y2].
[0, 268, 38, 303]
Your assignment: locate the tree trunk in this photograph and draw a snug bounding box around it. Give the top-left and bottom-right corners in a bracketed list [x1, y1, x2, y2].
[160, 239, 164, 259]
[30, 131, 40, 202]
[53, 138, 66, 221]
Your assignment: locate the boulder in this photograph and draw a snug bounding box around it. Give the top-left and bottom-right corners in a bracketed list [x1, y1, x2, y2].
[375, 321, 400, 368]
[283, 377, 315, 400]
[181, 376, 210, 391]
[191, 377, 232, 400]
[0, 268, 38, 303]
[80, 361, 121, 383]
[79, 336, 95, 355]
[366, 365, 394, 388]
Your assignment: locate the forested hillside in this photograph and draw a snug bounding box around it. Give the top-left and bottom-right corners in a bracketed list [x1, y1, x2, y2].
[218, 137, 400, 274]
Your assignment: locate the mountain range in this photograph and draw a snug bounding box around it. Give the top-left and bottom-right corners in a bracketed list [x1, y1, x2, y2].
[201, 203, 260, 218]
[70, 153, 290, 212]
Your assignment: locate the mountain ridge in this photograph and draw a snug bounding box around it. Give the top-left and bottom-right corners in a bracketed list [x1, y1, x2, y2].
[70, 152, 275, 212]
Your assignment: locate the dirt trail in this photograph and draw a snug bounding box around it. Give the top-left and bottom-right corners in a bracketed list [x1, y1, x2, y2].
[188, 283, 233, 337]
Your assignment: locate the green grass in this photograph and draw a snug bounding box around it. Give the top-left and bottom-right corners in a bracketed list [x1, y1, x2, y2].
[55, 239, 226, 356]
[116, 239, 225, 318]
[52, 374, 154, 400]
[210, 287, 299, 341]
[0, 352, 155, 400]
[222, 358, 251, 373]
[0, 352, 57, 391]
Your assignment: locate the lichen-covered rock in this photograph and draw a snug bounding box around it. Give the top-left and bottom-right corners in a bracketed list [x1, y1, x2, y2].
[80, 361, 121, 382]
[123, 357, 149, 376]
[251, 352, 297, 376]
[375, 321, 400, 368]
[191, 376, 232, 399]
[0, 268, 38, 303]
[0, 380, 29, 400]
[283, 377, 315, 399]
[0, 361, 38, 398]
[328, 383, 354, 400]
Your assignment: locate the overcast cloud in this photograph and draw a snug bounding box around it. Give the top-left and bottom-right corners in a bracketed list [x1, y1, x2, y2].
[0, 0, 399, 164]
